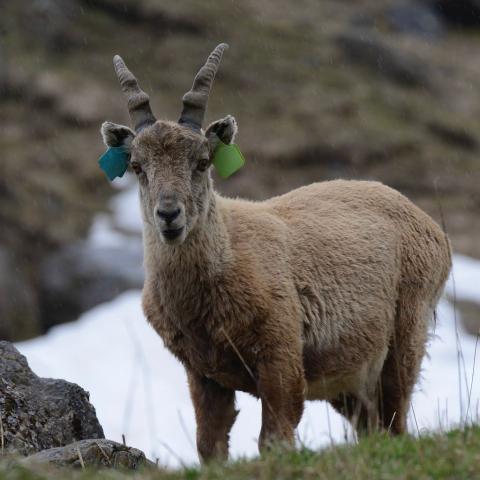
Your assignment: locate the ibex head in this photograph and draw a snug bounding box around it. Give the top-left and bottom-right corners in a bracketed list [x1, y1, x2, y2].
[101, 43, 237, 245]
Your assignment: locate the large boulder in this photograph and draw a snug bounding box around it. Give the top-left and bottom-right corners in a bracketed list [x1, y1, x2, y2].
[21, 439, 153, 470]
[0, 341, 104, 455]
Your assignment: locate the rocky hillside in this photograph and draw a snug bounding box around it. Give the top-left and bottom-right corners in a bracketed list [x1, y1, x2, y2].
[1, 0, 479, 340]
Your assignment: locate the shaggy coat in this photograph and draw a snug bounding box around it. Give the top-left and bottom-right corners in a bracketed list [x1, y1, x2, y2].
[141, 150, 451, 456]
[102, 44, 451, 461]
[102, 117, 451, 461]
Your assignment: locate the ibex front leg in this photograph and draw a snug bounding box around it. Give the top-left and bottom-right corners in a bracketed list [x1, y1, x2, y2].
[187, 370, 237, 462]
[256, 342, 305, 451]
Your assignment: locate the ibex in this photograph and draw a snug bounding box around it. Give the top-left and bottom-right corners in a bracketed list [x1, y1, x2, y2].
[100, 43, 451, 461]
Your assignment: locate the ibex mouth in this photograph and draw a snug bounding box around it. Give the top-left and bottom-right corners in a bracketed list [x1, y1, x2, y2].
[162, 226, 185, 242]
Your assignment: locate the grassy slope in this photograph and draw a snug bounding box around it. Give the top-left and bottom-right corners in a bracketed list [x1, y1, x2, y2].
[2, 427, 480, 480]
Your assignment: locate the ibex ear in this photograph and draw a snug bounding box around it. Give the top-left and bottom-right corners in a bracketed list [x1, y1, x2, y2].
[101, 121, 135, 149]
[205, 115, 238, 152]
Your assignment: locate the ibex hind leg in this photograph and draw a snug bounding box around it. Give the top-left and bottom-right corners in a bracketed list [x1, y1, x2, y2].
[379, 287, 431, 434]
[329, 392, 380, 437]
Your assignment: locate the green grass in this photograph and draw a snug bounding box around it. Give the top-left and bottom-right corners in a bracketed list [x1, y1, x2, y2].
[2, 427, 480, 480]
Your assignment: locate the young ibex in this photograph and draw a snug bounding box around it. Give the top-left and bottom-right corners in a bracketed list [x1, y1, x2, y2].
[100, 43, 451, 461]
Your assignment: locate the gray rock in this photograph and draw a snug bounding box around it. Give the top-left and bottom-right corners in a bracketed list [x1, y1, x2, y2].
[40, 239, 144, 330]
[336, 30, 433, 88]
[21, 439, 153, 470]
[388, 2, 445, 38]
[0, 341, 104, 455]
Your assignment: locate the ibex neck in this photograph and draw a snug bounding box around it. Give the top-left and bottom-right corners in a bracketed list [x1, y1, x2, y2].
[143, 192, 230, 282]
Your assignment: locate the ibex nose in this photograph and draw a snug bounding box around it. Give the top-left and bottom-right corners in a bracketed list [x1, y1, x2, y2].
[156, 208, 181, 224]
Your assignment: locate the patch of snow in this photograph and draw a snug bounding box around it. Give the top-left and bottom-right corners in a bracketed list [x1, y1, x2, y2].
[87, 214, 132, 249]
[110, 182, 143, 234]
[88, 179, 142, 249]
[410, 297, 479, 432]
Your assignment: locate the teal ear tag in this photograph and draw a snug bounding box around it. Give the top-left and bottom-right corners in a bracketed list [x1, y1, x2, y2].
[213, 141, 245, 178]
[98, 146, 130, 181]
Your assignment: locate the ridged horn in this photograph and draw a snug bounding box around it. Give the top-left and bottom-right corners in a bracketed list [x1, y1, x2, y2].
[178, 43, 229, 132]
[113, 55, 156, 132]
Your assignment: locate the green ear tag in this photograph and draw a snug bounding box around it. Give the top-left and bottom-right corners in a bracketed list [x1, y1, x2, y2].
[98, 146, 130, 181]
[213, 141, 245, 178]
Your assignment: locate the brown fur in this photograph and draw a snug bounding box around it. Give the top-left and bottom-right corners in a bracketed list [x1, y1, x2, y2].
[100, 118, 451, 461]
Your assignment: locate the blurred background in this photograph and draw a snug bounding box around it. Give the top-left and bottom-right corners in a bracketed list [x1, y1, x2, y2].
[1, 0, 480, 466]
[1, 0, 480, 341]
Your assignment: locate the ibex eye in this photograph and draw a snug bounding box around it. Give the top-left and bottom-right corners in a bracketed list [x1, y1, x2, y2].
[130, 162, 142, 175]
[197, 157, 210, 172]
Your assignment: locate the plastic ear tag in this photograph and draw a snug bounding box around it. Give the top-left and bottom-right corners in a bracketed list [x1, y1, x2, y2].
[98, 146, 130, 181]
[213, 141, 245, 178]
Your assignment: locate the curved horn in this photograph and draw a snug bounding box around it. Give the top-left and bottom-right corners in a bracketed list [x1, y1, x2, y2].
[179, 43, 229, 131]
[113, 55, 156, 132]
